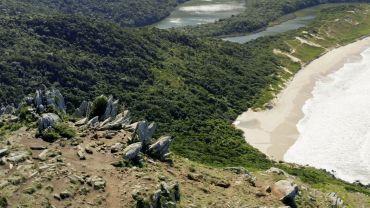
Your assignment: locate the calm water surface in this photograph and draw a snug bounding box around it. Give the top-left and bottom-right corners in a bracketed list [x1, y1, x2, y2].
[154, 0, 245, 29]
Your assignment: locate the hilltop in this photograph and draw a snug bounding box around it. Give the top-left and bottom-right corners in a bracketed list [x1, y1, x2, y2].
[0, 87, 368, 207]
[0, 2, 369, 207]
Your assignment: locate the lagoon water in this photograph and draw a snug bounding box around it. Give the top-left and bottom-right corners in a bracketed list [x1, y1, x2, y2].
[284, 48, 370, 184]
[154, 0, 245, 29]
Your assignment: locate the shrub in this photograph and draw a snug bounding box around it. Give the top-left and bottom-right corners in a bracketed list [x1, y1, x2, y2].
[0, 196, 8, 208]
[90, 95, 108, 119]
[39, 130, 61, 143]
[53, 123, 76, 139]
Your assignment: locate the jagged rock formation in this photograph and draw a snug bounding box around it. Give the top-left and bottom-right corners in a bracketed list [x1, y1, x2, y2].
[148, 136, 172, 160]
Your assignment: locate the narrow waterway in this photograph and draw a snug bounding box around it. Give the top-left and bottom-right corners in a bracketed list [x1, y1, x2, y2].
[154, 0, 245, 29]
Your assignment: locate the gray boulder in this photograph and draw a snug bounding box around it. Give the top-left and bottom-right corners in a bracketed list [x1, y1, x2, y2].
[328, 192, 344, 208]
[122, 142, 142, 160]
[100, 111, 131, 130]
[268, 180, 298, 207]
[135, 121, 157, 146]
[102, 96, 119, 121]
[111, 143, 124, 153]
[148, 136, 172, 159]
[266, 167, 289, 177]
[75, 117, 88, 126]
[74, 101, 91, 118]
[87, 116, 99, 128]
[38, 113, 61, 131]
[34, 90, 43, 111]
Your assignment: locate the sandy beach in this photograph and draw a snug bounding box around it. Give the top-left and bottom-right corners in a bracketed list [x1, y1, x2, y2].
[234, 36, 370, 161]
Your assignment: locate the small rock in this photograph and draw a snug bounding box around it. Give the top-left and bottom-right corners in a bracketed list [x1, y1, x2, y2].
[77, 150, 86, 160]
[110, 143, 124, 153]
[59, 190, 73, 199]
[0, 148, 9, 157]
[187, 173, 203, 182]
[85, 146, 93, 154]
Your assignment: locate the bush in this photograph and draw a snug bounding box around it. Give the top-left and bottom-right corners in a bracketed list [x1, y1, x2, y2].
[38, 123, 76, 142]
[53, 123, 76, 139]
[90, 95, 108, 119]
[39, 130, 61, 143]
[0, 196, 7, 208]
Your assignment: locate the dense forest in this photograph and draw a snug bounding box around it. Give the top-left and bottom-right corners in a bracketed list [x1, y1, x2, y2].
[0, 14, 275, 169]
[0, 0, 187, 27]
[180, 0, 370, 37]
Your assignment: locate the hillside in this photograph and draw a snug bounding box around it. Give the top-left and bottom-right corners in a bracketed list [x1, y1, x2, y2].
[0, 0, 187, 27]
[0, 89, 368, 207]
[0, 3, 370, 207]
[179, 0, 370, 37]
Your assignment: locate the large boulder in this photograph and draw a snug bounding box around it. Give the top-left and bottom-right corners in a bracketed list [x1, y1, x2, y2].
[102, 96, 119, 121]
[135, 121, 157, 146]
[148, 136, 172, 159]
[122, 142, 142, 161]
[268, 180, 299, 208]
[38, 113, 61, 131]
[74, 101, 91, 118]
[328, 192, 344, 208]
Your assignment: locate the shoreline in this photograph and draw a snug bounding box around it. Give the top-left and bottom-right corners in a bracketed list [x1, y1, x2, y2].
[234, 36, 370, 161]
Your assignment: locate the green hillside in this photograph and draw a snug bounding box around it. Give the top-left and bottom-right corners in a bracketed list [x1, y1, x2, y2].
[0, 3, 370, 198]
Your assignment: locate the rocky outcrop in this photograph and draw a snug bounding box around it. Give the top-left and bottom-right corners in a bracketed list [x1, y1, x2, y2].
[74, 101, 92, 118]
[266, 167, 289, 177]
[267, 180, 299, 208]
[38, 113, 61, 131]
[148, 136, 172, 160]
[133, 181, 180, 208]
[133, 121, 157, 146]
[122, 142, 142, 161]
[0, 105, 15, 116]
[328, 192, 344, 208]
[34, 87, 66, 113]
[102, 96, 119, 121]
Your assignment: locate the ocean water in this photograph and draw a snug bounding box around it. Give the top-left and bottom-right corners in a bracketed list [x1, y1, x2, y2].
[284, 47, 370, 184]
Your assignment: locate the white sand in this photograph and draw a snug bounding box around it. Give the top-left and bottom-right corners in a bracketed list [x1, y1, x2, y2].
[234, 37, 370, 161]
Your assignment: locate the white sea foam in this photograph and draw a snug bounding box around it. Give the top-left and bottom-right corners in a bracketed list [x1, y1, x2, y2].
[284, 48, 370, 184]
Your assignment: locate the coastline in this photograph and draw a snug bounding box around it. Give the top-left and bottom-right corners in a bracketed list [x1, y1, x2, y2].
[234, 36, 370, 161]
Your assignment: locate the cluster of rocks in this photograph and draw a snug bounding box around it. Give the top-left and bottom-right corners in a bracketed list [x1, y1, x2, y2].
[0, 85, 66, 118]
[133, 181, 180, 208]
[75, 95, 128, 130]
[72, 96, 173, 166]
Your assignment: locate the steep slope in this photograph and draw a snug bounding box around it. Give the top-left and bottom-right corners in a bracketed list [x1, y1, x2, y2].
[0, 91, 368, 207]
[0, 4, 370, 203]
[0, 0, 187, 27]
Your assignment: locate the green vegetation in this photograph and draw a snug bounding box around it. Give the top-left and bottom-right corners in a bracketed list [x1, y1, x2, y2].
[180, 0, 370, 37]
[0, 1, 370, 197]
[0, 0, 187, 27]
[38, 123, 76, 142]
[91, 95, 108, 119]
